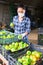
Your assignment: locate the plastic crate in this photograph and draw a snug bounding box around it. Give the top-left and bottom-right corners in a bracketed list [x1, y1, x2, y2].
[4, 40, 30, 59]
[0, 30, 9, 36]
[0, 40, 30, 61]
[7, 40, 30, 65]
[8, 48, 43, 65]
[0, 45, 2, 54]
[0, 30, 18, 44]
[0, 38, 3, 44]
[30, 43, 43, 53]
[0, 37, 18, 45]
[8, 49, 28, 65]
[0, 45, 7, 59]
[8, 55, 21, 65]
[8, 46, 43, 65]
[38, 34, 43, 45]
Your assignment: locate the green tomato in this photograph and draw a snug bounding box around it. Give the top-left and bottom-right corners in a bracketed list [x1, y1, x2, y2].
[0, 32, 3, 35]
[10, 23, 14, 28]
[7, 34, 11, 38]
[18, 35, 22, 39]
[18, 46, 22, 50]
[15, 42, 19, 46]
[30, 55, 37, 62]
[31, 61, 36, 65]
[26, 51, 31, 56]
[22, 61, 28, 65]
[26, 55, 30, 58]
[9, 44, 12, 50]
[19, 44, 24, 49]
[23, 43, 28, 48]
[2, 31, 6, 34]
[38, 52, 42, 57]
[12, 42, 15, 45]
[14, 42, 19, 49]
[2, 35, 6, 39]
[18, 58, 22, 63]
[11, 48, 16, 52]
[22, 56, 26, 61]
[5, 45, 9, 50]
[28, 58, 31, 64]
[19, 41, 23, 45]
[32, 51, 41, 58]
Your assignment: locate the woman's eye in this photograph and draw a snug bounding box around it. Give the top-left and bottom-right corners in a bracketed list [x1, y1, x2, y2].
[18, 11, 23, 13]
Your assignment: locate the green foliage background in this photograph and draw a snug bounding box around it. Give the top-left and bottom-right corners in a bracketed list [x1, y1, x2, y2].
[9, 3, 17, 22]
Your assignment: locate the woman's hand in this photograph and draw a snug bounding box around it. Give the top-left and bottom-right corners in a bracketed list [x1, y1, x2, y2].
[21, 32, 28, 38]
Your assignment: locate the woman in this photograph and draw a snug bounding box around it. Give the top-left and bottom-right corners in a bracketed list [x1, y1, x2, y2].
[10, 4, 31, 43]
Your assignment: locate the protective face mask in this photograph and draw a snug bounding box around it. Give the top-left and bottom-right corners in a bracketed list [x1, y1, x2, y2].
[18, 13, 25, 17]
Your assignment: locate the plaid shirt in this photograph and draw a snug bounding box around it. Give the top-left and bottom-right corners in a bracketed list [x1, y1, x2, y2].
[13, 16, 31, 35]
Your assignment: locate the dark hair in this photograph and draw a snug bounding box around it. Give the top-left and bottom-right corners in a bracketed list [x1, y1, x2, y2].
[17, 4, 26, 10]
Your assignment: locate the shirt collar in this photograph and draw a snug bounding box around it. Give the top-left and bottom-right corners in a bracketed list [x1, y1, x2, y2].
[17, 15, 26, 20]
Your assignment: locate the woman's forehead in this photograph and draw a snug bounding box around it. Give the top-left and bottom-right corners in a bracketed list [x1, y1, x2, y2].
[17, 8, 24, 11]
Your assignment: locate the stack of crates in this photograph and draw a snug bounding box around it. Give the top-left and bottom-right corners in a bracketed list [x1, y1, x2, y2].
[0, 45, 2, 54]
[5, 41, 30, 65]
[8, 50, 27, 65]
[8, 55, 20, 65]
[0, 45, 7, 58]
[38, 28, 43, 45]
